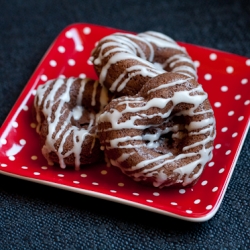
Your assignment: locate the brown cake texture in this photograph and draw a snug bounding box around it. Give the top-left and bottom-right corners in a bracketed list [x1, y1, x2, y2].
[97, 72, 216, 188]
[34, 77, 111, 169]
[33, 31, 216, 189]
[91, 31, 197, 97]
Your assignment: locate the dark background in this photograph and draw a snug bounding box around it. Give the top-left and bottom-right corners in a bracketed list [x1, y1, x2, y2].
[0, 0, 249, 249]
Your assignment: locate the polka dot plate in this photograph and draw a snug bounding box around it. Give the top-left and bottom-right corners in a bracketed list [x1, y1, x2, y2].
[0, 23, 249, 222]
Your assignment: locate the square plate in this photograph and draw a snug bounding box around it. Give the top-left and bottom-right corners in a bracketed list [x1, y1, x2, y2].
[0, 23, 249, 222]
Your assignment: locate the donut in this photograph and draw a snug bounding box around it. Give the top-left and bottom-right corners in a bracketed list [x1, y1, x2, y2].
[91, 31, 197, 96]
[97, 72, 216, 188]
[34, 77, 111, 169]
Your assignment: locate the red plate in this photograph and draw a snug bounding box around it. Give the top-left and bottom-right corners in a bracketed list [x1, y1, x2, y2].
[0, 23, 249, 222]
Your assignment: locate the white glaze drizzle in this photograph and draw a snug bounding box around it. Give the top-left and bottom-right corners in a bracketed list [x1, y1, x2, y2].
[34, 77, 109, 169]
[91, 31, 197, 94]
[98, 76, 215, 187]
[91, 80, 99, 106]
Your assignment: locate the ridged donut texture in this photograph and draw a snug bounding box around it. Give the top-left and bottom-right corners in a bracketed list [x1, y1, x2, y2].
[91, 31, 197, 96]
[97, 73, 216, 188]
[34, 77, 111, 169]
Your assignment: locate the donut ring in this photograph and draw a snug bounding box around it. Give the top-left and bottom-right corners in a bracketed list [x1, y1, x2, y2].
[34, 77, 111, 169]
[97, 73, 216, 188]
[91, 31, 197, 96]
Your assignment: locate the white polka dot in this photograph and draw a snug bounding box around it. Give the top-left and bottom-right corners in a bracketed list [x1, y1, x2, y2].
[79, 73, 86, 78]
[41, 166, 48, 170]
[232, 132, 238, 138]
[226, 66, 234, 74]
[212, 187, 218, 192]
[68, 59, 75, 66]
[241, 78, 248, 84]
[214, 102, 221, 108]
[221, 127, 228, 132]
[221, 86, 228, 92]
[101, 170, 107, 175]
[194, 60, 200, 68]
[73, 181, 80, 184]
[19, 139, 26, 145]
[228, 111, 234, 116]
[244, 100, 250, 105]
[225, 150, 231, 155]
[133, 192, 139, 196]
[110, 190, 117, 193]
[12, 121, 18, 128]
[146, 200, 153, 203]
[238, 116, 244, 121]
[92, 182, 99, 186]
[41, 74, 48, 81]
[23, 105, 29, 111]
[31, 155, 37, 160]
[33, 172, 40, 176]
[1, 138, 7, 145]
[219, 168, 225, 174]
[206, 205, 213, 210]
[215, 144, 221, 149]
[58, 174, 64, 177]
[209, 53, 217, 61]
[186, 210, 192, 214]
[58, 46, 65, 53]
[65, 30, 73, 38]
[179, 189, 186, 194]
[201, 180, 208, 186]
[49, 60, 57, 67]
[87, 58, 93, 65]
[9, 156, 15, 161]
[246, 59, 250, 66]
[59, 75, 65, 79]
[76, 44, 84, 51]
[235, 94, 241, 100]
[1, 163, 7, 167]
[171, 202, 177, 206]
[81, 174, 87, 178]
[83, 27, 91, 35]
[194, 199, 201, 204]
[204, 74, 212, 80]
[31, 118, 37, 127]
[21, 166, 28, 169]
[32, 89, 36, 96]
[208, 162, 214, 167]
[153, 192, 160, 196]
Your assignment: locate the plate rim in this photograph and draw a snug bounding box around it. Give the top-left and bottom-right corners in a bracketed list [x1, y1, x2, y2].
[0, 22, 249, 222]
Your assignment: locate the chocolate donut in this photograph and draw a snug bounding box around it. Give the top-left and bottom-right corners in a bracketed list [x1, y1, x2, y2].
[91, 31, 197, 96]
[97, 73, 216, 188]
[34, 77, 111, 169]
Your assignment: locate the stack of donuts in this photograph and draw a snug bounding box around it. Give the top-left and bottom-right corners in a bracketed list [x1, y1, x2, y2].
[34, 31, 216, 188]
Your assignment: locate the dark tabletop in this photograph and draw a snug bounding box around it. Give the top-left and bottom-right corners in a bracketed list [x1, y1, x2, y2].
[0, 0, 250, 249]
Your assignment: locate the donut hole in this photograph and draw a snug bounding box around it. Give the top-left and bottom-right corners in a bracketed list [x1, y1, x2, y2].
[161, 129, 188, 155]
[142, 128, 188, 156]
[142, 130, 174, 155]
[162, 131, 174, 146]
[70, 108, 94, 129]
[141, 113, 192, 156]
[80, 123, 90, 127]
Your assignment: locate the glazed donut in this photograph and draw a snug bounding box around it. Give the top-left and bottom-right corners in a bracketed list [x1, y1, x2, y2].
[91, 31, 197, 96]
[97, 72, 216, 188]
[34, 77, 111, 169]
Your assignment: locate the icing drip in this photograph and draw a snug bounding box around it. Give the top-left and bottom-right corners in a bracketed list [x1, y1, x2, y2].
[34, 77, 110, 169]
[91, 31, 197, 96]
[98, 73, 215, 187]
